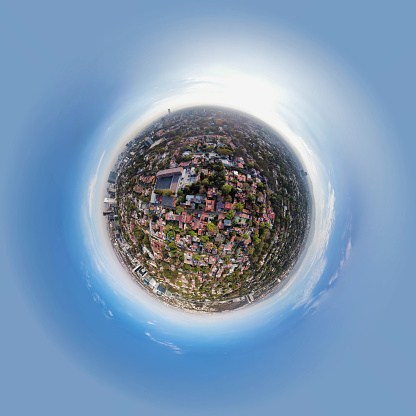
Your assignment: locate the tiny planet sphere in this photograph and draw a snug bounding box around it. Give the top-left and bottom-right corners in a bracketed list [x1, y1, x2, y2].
[104, 106, 310, 313]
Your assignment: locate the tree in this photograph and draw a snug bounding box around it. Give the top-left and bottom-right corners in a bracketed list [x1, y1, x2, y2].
[243, 233, 249, 240]
[176, 206, 184, 214]
[222, 184, 232, 196]
[207, 222, 215, 232]
[234, 203, 244, 212]
[260, 222, 270, 230]
[225, 210, 235, 220]
[170, 241, 178, 251]
[218, 148, 233, 157]
[253, 235, 261, 245]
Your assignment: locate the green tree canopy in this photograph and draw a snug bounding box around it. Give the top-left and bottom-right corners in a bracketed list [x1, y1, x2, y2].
[218, 148, 233, 157]
[222, 184, 232, 196]
[234, 203, 244, 212]
[225, 210, 235, 220]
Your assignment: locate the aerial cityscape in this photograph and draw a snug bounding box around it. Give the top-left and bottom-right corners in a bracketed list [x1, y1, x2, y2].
[104, 107, 310, 312]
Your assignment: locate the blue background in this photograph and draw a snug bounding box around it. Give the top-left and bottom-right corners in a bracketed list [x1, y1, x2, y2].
[1, 1, 415, 415]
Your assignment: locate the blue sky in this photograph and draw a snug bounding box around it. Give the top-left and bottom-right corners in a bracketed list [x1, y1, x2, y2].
[1, 1, 415, 415]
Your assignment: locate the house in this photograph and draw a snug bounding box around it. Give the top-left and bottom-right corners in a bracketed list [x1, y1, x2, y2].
[200, 213, 209, 223]
[215, 234, 225, 243]
[195, 194, 206, 204]
[184, 251, 193, 265]
[205, 199, 215, 212]
[207, 187, 217, 198]
[208, 256, 217, 265]
[150, 238, 164, 260]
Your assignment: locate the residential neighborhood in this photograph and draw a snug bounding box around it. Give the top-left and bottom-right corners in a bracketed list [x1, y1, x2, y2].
[104, 107, 310, 312]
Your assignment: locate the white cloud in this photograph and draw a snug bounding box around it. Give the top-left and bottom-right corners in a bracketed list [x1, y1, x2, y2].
[145, 332, 183, 354]
[292, 183, 335, 309]
[329, 271, 339, 286]
[303, 289, 330, 316]
[329, 237, 352, 286]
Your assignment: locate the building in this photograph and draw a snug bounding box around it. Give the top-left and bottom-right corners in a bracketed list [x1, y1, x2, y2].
[108, 171, 117, 184]
[245, 293, 255, 303]
[154, 167, 183, 194]
[205, 199, 215, 212]
[104, 197, 117, 207]
[144, 137, 154, 148]
[156, 167, 183, 178]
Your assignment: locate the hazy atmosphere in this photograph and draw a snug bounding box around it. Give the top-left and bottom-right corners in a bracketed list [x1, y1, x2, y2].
[1, 1, 415, 415]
